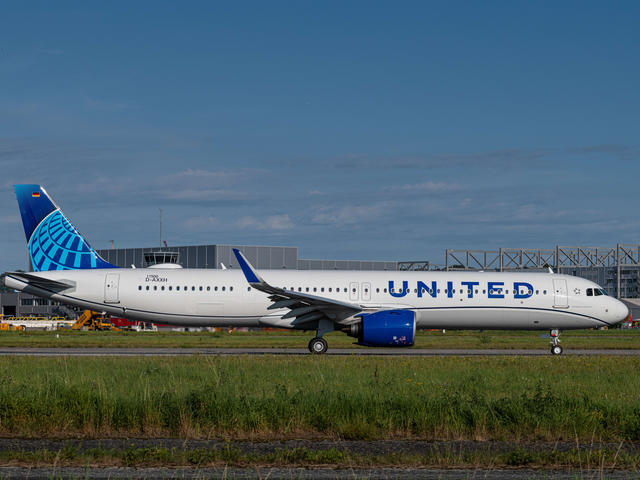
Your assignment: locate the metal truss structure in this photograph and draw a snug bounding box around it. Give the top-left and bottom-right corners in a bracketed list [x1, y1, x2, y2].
[443, 245, 640, 298]
[397, 261, 438, 271]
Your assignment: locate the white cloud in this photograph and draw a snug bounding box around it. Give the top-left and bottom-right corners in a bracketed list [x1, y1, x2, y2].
[182, 216, 218, 231]
[236, 214, 294, 230]
[388, 181, 462, 192]
[312, 204, 389, 226]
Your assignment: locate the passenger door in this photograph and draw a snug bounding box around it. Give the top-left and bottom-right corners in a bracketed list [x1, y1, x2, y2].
[104, 274, 120, 304]
[552, 278, 568, 308]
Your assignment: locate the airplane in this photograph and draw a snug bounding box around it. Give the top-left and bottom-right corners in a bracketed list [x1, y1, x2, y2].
[1, 184, 630, 355]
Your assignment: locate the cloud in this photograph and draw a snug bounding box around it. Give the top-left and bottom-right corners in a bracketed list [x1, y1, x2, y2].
[387, 181, 462, 192]
[181, 216, 218, 231]
[332, 144, 639, 170]
[312, 203, 390, 226]
[84, 96, 139, 112]
[236, 214, 294, 230]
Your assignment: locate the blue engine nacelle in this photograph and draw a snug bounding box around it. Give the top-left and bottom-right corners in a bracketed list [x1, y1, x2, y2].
[345, 310, 416, 347]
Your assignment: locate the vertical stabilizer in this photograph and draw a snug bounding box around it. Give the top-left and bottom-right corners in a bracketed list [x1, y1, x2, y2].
[14, 185, 117, 271]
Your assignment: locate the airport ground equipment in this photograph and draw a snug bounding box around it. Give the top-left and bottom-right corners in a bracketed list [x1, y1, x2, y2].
[72, 310, 120, 331]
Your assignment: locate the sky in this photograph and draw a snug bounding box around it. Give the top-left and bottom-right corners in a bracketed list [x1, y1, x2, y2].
[1, 1, 639, 270]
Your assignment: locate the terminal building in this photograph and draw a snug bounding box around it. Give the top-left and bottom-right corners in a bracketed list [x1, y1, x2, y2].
[2, 243, 639, 321]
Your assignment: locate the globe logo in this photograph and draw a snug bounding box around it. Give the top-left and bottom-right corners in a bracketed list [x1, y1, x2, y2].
[28, 210, 100, 271]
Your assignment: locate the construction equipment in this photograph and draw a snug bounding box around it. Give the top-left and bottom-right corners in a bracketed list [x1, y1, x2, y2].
[0, 322, 24, 331]
[72, 310, 121, 331]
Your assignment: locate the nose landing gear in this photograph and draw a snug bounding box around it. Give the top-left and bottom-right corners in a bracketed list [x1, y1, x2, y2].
[550, 329, 563, 355]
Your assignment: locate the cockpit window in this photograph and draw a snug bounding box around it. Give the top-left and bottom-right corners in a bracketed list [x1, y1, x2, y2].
[586, 288, 593, 296]
[598, 288, 607, 296]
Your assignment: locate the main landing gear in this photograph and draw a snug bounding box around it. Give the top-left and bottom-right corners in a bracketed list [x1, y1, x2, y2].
[550, 329, 563, 355]
[308, 337, 328, 354]
[308, 318, 333, 355]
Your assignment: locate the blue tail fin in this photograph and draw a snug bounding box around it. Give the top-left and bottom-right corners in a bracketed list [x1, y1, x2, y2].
[14, 185, 117, 271]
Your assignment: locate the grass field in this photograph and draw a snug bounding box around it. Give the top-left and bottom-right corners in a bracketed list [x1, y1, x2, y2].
[0, 328, 639, 349]
[1, 355, 639, 442]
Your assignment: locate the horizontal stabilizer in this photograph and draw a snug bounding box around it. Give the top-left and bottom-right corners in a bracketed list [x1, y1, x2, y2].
[2, 272, 74, 293]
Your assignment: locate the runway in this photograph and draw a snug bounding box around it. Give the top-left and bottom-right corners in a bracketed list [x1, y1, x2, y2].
[0, 347, 639, 356]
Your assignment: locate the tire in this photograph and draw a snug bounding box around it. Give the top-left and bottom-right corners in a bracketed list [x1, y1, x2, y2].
[551, 345, 563, 356]
[308, 337, 328, 354]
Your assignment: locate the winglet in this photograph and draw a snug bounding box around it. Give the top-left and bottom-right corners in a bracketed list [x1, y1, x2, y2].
[232, 249, 264, 284]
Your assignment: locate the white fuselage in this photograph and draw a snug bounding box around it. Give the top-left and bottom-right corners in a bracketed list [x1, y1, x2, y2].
[3, 268, 629, 330]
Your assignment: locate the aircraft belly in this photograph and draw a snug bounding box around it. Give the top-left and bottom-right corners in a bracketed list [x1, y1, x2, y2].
[415, 307, 507, 329]
[415, 306, 600, 330]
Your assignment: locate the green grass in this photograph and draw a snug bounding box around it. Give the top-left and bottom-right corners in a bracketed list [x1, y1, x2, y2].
[1, 355, 640, 442]
[0, 328, 639, 349]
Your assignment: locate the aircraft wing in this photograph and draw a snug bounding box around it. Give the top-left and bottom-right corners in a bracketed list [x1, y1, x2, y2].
[232, 249, 362, 328]
[2, 272, 74, 293]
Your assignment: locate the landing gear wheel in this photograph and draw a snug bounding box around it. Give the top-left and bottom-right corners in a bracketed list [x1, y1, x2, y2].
[308, 337, 328, 354]
[551, 345, 563, 355]
[549, 329, 562, 356]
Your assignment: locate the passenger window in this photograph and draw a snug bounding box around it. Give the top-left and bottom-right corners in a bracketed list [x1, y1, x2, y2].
[192, 286, 195, 291]
[376, 288, 379, 293]
[321, 287, 325, 292]
[586, 288, 593, 296]
[329, 288, 333, 292]
[230, 286, 233, 291]
[384, 288, 387, 293]
[199, 286, 203, 291]
[248, 287, 251, 291]
[154, 286, 157, 291]
[214, 286, 218, 291]
[475, 289, 478, 294]
[184, 286, 187, 291]
[161, 286, 165, 291]
[222, 286, 226, 291]
[169, 286, 172, 291]
[146, 286, 149, 291]
[543, 290, 547, 295]
[535, 290, 539, 295]
[207, 286, 210, 291]
[298, 287, 302, 292]
[138, 286, 142, 291]
[306, 287, 309, 292]
[176, 286, 180, 291]
[313, 287, 317, 292]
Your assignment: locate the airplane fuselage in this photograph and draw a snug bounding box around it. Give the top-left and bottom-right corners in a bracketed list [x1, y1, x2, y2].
[3, 268, 628, 330]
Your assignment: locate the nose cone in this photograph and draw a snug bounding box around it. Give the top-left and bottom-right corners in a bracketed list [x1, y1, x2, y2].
[612, 300, 629, 323]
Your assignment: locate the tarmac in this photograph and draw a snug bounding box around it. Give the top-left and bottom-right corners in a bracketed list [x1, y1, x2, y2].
[0, 347, 639, 356]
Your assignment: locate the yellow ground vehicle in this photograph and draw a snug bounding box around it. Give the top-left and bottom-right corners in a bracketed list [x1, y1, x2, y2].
[72, 310, 120, 331]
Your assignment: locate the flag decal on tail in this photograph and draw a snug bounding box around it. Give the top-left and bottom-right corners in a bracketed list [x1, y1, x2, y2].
[32, 192, 40, 197]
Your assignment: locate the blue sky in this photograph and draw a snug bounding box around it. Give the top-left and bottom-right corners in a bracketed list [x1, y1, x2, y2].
[1, 1, 639, 270]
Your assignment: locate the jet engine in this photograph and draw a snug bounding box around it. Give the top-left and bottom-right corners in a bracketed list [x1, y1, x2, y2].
[344, 310, 416, 347]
